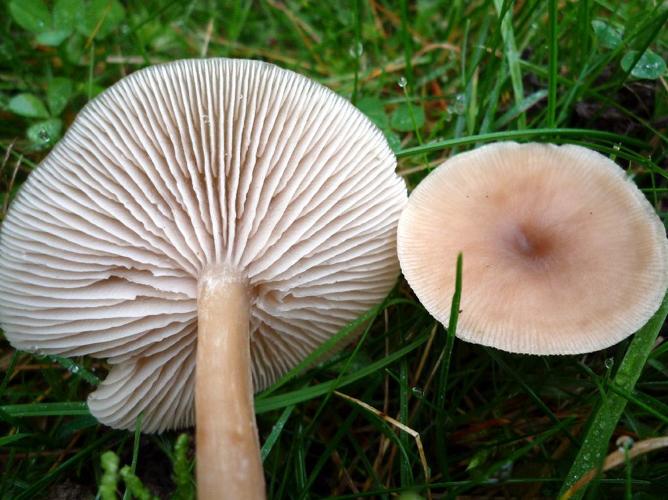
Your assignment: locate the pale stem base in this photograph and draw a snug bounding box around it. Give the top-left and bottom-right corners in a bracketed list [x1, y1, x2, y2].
[196, 266, 265, 500]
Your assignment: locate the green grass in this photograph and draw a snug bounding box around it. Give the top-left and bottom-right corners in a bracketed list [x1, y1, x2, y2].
[1, 0, 668, 498]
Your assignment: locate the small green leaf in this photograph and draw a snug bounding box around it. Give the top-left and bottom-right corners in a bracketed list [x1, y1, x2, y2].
[8, 93, 50, 118]
[356, 96, 389, 130]
[621, 50, 667, 80]
[390, 103, 425, 132]
[27, 118, 63, 147]
[591, 19, 623, 50]
[35, 29, 71, 46]
[53, 0, 82, 32]
[77, 0, 126, 40]
[47, 77, 74, 116]
[8, 0, 51, 34]
[65, 33, 85, 64]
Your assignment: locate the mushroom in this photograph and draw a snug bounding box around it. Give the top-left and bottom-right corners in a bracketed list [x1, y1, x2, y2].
[398, 142, 668, 354]
[0, 59, 407, 498]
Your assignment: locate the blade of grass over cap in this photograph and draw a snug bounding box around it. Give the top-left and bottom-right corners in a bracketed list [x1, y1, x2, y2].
[396, 129, 649, 158]
[258, 298, 411, 399]
[560, 292, 668, 499]
[255, 334, 428, 414]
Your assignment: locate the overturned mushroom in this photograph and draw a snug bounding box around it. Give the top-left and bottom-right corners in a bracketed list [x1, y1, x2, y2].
[398, 142, 668, 354]
[0, 59, 407, 498]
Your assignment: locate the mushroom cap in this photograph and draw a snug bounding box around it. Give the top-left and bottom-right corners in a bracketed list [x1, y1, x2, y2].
[398, 142, 668, 355]
[0, 59, 406, 432]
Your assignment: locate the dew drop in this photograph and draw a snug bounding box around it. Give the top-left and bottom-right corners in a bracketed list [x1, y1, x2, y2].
[604, 358, 614, 369]
[38, 128, 50, 142]
[349, 42, 364, 58]
[453, 93, 466, 114]
[616, 435, 634, 451]
[398, 76, 408, 88]
[498, 460, 513, 479]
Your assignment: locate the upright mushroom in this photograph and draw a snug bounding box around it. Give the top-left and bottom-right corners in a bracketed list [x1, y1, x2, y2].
[0, 59, 407, 498]
[398, 142, 668, 354]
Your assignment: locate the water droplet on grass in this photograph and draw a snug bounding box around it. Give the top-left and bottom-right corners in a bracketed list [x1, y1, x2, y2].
[453, 94, 466, 114]
[398, 76, 408, 88]
[616, 435, 634, 451]
[349, 42, 363, 58]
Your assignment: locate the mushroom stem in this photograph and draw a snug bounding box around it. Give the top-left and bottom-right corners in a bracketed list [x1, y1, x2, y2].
[196, 266, 265, 500]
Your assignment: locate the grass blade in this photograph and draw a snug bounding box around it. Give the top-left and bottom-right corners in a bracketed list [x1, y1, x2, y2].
[1, 402, 90, 417]
[435, 254, 462, 477]
[258, 298, 409, 398]
[260, 404, 295, 461]
[0, 433, 31, 447]
[255, 335, 428, 414]
[493, 0, 525, 128]
[396, 128, 648, 158]
[547, 0, 558, 127]
[560, 293, 668, 498]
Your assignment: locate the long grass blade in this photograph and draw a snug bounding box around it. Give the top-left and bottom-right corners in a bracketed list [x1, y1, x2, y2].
[396, 128, 648, 158]
[560, 293, 668, 498]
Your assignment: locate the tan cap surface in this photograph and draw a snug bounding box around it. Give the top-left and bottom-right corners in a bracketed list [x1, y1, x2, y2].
[0, 59, 407, 431]
[398, 142, 668, 354]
